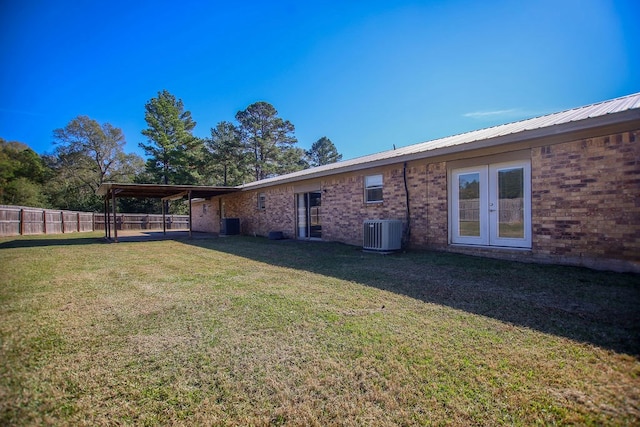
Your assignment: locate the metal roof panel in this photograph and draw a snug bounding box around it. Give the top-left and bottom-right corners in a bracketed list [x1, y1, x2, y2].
[241, 93, 640, 189]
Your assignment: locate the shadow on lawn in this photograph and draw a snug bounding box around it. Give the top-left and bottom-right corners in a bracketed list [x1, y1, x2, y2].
[0, 236, 107, 248]
[0, 231, 210, 249]
[186, 237, 640, 357]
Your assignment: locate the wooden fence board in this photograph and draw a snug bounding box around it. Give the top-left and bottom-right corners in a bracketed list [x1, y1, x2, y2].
[459, 198, 523, 223]
[93, 213, 189, 231]
[22, 208, 45, 235]
[0, 205, 189, 236]
[0, 207, 20, 236]
[45, 211, 63, 234]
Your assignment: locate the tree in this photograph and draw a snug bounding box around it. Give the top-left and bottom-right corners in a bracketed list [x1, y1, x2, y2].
[140, 90, 201, 185]
[235, 102, 298, 181]
[202, 121, 249, 186]
[50, 116, 144, 211]
[277, 147, 309, 175]
[0, 138, 50, 206]
[305, 136, 342, 167]
[117, 169, 162, 214]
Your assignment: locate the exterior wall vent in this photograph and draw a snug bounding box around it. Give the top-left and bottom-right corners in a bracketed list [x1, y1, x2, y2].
[363, 220, 403, 251]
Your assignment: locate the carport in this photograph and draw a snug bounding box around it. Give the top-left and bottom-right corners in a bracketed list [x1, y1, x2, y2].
[96, 183, 239, 242]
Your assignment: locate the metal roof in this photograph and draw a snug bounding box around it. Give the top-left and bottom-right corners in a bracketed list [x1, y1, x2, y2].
[241, 92, 640, 190]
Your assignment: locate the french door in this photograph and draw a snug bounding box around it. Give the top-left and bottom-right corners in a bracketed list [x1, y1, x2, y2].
[297, 191, 322, 239]
[451, 160, 531, 248]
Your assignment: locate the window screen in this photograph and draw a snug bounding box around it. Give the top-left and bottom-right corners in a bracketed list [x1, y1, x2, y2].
[365, 174, 383, 203]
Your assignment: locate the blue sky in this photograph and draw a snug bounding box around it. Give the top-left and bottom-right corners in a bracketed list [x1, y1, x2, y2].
[1, 0, 638, 161]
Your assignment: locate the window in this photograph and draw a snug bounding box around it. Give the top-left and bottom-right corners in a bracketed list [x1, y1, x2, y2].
[257, 192, 266, 210]
[450, 159, 531, 248]
[365, 174, 383, 203]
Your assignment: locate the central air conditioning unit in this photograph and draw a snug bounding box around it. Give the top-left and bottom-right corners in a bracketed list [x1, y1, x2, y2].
[220, 218, 240, 235]
[363, 220, 403, 251]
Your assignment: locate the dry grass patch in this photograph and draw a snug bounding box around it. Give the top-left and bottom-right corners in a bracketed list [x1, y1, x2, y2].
[1, 233, 639, 426]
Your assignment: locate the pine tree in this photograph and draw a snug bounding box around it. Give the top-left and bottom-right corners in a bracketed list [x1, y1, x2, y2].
[235, 102, 297, 181]
[203, 121, 249, 186]
[140, 90, 201, 185]
[305, 136, 342, 167]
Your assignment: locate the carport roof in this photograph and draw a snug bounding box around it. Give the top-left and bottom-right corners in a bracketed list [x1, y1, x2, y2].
[96, 183, 239, 199]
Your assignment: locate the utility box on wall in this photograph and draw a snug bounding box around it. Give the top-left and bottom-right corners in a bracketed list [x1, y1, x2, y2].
[221, 218, 240, 235]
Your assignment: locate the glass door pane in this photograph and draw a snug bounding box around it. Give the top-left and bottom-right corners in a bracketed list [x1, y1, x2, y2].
[497, 168, 524, 238]
[451, 167, 488, 245]
[297, 192, 322, 239]
[489, 161, 531, 248]
[458, 173, 481, 237]
[309, 191, 321, 239]
[297, 194, 307, 238]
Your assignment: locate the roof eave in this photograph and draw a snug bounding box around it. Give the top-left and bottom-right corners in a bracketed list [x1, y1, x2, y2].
[240, 109, 640, 190]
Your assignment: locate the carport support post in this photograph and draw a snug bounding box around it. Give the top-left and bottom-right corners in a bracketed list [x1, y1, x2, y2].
[112, 189, 118, 243]
[104, 196, 110, 240]
[188, 190, 192, 239]
[162, 201, 166, 235]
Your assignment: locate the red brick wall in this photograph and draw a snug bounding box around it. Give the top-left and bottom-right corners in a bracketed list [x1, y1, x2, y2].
[202, 128, 639, 271]
[322, 166, 411, 245]
[191, 200, 219, 233]
[223, 186, 296, 237]
[425, 162, 449, 248]
[215, 162, 449, 248]
[531, 131, 640, 270]
[321, 173, 366, 245]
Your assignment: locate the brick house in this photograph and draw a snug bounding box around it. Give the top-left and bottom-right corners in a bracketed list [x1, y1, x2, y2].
[192, 93, 640, 272]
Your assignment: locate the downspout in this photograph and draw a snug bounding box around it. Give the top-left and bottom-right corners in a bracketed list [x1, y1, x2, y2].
[403, 162, 411, 249]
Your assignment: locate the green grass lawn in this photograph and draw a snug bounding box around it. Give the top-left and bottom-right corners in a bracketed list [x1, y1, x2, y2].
[1, 232, 639, 426]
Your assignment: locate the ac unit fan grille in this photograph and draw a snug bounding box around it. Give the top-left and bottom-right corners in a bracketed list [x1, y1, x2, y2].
[363, 220, 402, 251]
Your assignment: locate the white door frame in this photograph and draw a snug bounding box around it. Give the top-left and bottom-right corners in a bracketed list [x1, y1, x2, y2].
[488, 161, 531, 248]
[450, 160, 531, 248]
[451, 166, 489, 245]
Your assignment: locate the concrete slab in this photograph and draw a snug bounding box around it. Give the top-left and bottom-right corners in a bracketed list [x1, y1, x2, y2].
[105, 230, 218, 243]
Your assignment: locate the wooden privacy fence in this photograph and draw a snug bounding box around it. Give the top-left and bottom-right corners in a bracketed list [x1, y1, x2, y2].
[0, 205, 189, 237]
[0, 206, 94, 236]
[93, 213, 189, 231]
[459, 198, 524, 223]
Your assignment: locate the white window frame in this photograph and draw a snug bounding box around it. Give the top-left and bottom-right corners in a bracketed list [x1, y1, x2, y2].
[257, 192, 266, 210]
[449, 158, 531, 248]
[364, 174, 383, 204]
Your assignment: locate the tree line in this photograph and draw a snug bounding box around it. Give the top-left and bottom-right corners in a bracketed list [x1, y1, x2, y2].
[0, 90, 342, 213]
